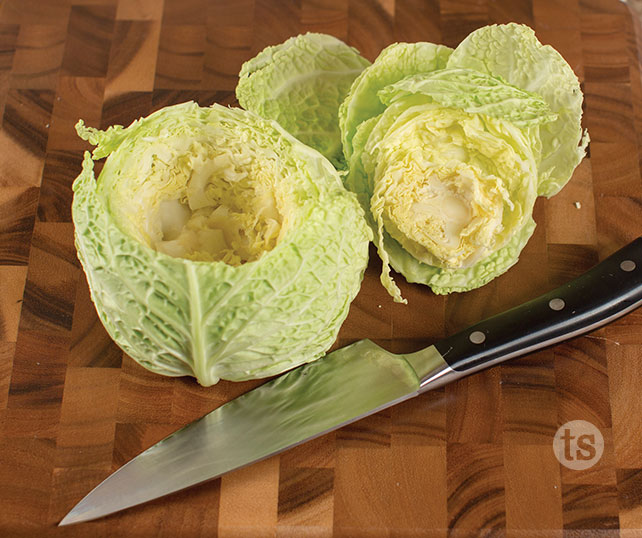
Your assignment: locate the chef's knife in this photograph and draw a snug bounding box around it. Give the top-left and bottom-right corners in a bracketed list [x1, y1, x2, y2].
[60, 238, 642, 525]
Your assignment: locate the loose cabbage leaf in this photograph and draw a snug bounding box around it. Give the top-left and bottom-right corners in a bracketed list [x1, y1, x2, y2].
[73, 102, 371, 386]
[378, 68, 558, 128]
[236, 33, 370, 169]
[447, 22, 589, 197]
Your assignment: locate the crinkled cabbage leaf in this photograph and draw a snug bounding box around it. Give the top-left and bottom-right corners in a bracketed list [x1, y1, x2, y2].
[72, 102, 371, 386]
[446, 23, 589, 197]
[236, 33, 370, 169]
[340, 23, 587, 301]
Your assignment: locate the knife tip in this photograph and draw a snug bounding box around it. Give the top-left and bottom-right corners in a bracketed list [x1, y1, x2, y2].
[58, 513, 78, 526]
[58, 504, 98, 526]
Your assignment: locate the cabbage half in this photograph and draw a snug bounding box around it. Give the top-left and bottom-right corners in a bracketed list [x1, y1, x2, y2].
[72, 102, 371, 386]
[236, 33, 371, 169]
[340, 23, 588, 302]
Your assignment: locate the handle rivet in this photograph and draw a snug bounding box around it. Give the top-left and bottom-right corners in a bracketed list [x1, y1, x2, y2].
[549, 298, 565, 311]
[620, 260, 636, 272]
[469, 331, 486, 344]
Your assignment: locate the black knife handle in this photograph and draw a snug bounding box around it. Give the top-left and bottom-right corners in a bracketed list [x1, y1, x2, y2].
[436, 238, 642, 373]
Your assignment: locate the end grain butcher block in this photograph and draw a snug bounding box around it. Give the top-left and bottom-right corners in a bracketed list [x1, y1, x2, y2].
[2, 0, 642, 536]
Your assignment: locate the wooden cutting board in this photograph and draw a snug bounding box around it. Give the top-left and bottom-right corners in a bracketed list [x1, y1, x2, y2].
[2, 0, 642, 536]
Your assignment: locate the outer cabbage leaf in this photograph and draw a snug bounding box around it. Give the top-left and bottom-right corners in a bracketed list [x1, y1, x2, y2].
[72, 102, 371, 386]
[236, 33, 370, 169]
[339, 41, 453, 162]
[447, 22, 589, 197]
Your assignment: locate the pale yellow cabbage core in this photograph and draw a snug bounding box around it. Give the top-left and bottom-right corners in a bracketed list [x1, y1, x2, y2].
[369, 107, 534, 280]
[109, 136, 292, 266]
[154, 148, 288, 265]
[376, 159, 509, 269]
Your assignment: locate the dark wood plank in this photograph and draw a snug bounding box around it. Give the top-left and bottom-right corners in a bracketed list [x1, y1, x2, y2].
[61, 5, 116, 78]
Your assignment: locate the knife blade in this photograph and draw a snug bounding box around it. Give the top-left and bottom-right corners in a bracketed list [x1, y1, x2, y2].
[59, 237, 642, 525]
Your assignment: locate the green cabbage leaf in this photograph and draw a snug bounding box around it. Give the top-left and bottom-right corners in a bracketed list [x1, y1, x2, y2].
[446, 23, 589, 197]
[236, 33, 370, 169]
[72, 102, 371, 386]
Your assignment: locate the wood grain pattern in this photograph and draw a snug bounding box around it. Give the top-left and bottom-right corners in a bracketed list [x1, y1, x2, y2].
[1, 0, 642, 536]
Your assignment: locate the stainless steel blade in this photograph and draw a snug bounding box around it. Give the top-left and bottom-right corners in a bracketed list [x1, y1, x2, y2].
[59, 340, 451, 525]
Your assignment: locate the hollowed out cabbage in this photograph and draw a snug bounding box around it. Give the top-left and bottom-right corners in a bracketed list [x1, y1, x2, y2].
[72, 102, 371, 386]
[340, 23, 588, 302]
